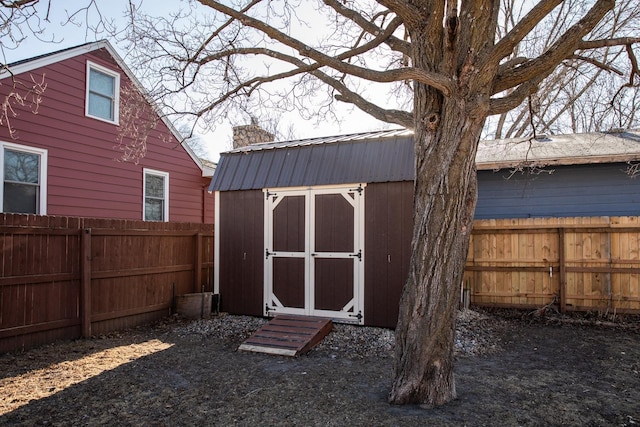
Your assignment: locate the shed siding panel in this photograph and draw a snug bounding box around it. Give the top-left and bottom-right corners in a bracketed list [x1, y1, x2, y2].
[365, 181, 413, 328]
[315, 258, 353, 311]
[0, 48, 211, 223]
[314, 193, 354, 253]
[273, 195, 305, 252]
[218, 190, 264, 316]
[273, 257, 305, 308]
[476, 163, 640, 219]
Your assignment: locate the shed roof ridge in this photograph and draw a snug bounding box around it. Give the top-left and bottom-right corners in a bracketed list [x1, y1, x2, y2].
[227, 128, 413, 153]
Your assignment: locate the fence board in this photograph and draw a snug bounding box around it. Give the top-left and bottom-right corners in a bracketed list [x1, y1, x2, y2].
[0, 214, 214, 353]
[467, 216, 640, 314]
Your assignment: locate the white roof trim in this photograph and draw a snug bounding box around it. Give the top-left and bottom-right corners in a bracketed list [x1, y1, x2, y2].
[3, 42, 109, 77]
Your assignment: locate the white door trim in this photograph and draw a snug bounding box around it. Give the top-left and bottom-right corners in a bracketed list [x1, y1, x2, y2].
[263, 184, 365, 323]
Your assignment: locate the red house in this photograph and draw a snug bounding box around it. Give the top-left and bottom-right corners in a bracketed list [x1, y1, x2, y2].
[0, 41, 214, 223]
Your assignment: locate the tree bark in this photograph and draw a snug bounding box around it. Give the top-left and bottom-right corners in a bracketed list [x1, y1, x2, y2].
[388, 2, 490, 403]
[389, 92, 486, 406]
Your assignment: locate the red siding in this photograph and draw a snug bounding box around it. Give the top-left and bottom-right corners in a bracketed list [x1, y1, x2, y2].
[1, 48, 214, 223]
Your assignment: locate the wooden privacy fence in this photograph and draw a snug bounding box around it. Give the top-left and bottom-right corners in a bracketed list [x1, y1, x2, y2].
[0, 214, 213, 353]
[465, 216, 640, 314]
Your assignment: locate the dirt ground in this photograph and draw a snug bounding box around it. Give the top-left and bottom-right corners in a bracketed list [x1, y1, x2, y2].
[1, 310, 639, 427]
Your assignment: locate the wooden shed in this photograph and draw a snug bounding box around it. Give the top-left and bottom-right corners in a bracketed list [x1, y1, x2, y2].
[209, 129, 640, 328]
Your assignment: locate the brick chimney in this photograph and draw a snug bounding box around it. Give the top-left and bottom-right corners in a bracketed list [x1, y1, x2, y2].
[232, 119, 275, 149]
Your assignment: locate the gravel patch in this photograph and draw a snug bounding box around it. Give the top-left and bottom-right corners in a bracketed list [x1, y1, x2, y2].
[169, 309, 504, 360]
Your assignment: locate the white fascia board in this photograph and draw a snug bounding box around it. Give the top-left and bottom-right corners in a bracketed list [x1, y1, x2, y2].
[1, 41, 108, 77]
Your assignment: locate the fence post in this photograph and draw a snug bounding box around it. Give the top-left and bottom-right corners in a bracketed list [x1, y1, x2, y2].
[558, 227, 566, 313]
[81, 228, 92, 337]
[194, 232, 203, 293]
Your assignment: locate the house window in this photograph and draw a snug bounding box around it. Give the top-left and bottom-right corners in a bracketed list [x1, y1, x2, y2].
[143, 169, 169, 221]
[86, 61, 120, 124]
[1, 142, 47, 215]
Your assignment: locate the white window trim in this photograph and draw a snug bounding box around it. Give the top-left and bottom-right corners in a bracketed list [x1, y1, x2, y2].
[0, 141, 48, 215]
[85, 60, 120, 125]
[143, 168, 169, 222]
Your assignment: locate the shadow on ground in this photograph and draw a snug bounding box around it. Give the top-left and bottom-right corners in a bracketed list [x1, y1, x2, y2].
[1, 315, 638, 426]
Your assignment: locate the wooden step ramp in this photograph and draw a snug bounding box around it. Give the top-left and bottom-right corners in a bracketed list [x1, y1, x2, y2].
[238, 315, 333, 356]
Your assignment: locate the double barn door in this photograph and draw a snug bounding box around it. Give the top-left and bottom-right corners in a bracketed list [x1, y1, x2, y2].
[264, 185, 364, 323]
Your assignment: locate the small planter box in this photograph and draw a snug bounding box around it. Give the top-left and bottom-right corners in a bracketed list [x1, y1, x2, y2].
[175, 292, 213, 319]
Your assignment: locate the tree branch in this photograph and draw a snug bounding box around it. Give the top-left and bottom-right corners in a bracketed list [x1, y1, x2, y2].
[493, 0, 615, 94]
[481, 0, 563, 70]
[328, 83, 413, 128]
[570, 54, 624, 75]
[198, 0, 454, 95]
[0, 73, 47, 139]
[497, 56, 529, 75]
[192, 45, 413, 129]
[578, 36, 640, 50]
[322, 0, 410, 56]
[488, 74, 545, 115]
[376, 0, 424, 29]
[0, 0, 38, 7]
[611, 43, 640, 107]
[193, 14, 403, 90]
[197, 15, 403, 71]
[186, 0, 262, 66]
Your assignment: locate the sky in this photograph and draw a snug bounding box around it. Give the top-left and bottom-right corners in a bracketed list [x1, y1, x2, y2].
[3, 1, 393, 162]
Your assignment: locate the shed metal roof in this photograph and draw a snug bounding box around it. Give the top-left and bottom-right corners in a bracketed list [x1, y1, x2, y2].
[209, 130, 414, 191]
[209, 129, 640, 192]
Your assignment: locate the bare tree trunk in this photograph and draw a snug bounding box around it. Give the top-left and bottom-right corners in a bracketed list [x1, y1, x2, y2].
[389, 94, 484, 406]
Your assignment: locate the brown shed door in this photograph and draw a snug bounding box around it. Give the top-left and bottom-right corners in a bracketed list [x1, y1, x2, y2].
[265, 186, 364, 323]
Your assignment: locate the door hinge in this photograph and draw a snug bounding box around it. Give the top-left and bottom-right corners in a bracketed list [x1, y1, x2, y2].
[349, 185, 363, 195]
[265, 190, 278, 201]
[349, 310, 363, 321]
[266, 249, 274, 259]
[349, 249, 362, 261]
[265, 304, 276, 314]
